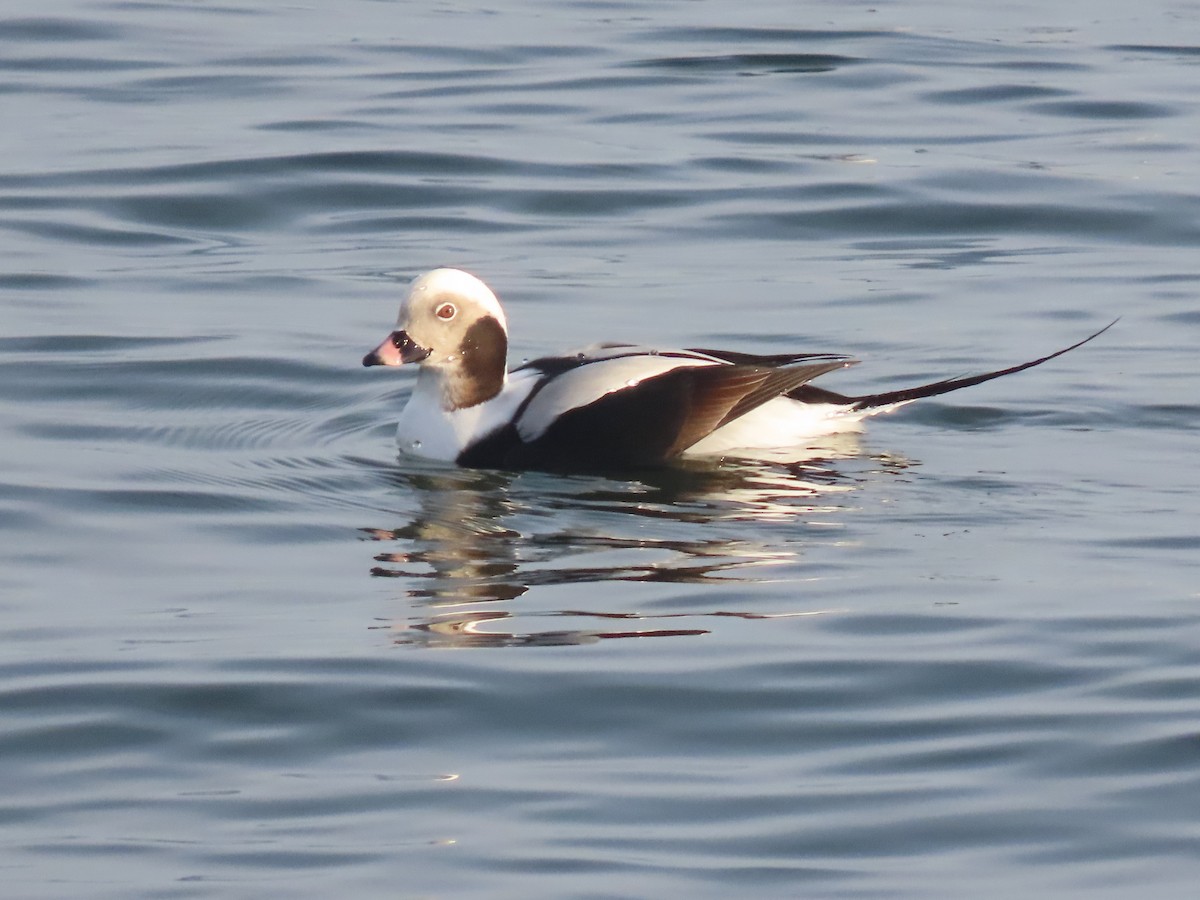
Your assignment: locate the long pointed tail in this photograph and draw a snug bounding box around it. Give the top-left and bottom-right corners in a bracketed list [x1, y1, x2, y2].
[787, 319, 1118, 412]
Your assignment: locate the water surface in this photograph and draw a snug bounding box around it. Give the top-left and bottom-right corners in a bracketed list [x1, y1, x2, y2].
[3, 0, 1199, 896]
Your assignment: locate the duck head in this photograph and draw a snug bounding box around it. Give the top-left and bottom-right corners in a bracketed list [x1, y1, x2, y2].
[363, 268, 510, 409]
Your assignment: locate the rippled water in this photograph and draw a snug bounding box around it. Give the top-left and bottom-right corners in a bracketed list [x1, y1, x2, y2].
[3, 0, 1200, 896]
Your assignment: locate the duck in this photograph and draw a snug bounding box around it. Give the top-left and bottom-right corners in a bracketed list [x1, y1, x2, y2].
[363, 268, 1112, 471]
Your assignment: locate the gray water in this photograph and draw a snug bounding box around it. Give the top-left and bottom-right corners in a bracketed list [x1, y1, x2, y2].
[3, 0, 1199, 896]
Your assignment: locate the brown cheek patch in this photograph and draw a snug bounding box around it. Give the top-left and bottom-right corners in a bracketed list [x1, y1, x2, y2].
[445, 315, 508, 409]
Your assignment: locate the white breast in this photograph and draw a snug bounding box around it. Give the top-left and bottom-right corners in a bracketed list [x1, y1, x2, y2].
[395, 368, 539, 460]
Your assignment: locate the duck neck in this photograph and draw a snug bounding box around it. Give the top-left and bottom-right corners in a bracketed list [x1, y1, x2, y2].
[440, 315, 508, 410]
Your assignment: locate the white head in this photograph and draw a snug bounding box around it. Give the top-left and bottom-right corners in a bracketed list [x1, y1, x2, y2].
[363, 268, 510, 409]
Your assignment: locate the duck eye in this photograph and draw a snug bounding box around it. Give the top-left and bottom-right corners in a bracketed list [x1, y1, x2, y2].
[435, 303, 457, 320]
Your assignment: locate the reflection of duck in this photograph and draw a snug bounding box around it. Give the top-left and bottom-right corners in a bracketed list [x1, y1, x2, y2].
[365, 465, 526, 604]
[363, 268, 1114, 472]
[364, 451, 891, 648]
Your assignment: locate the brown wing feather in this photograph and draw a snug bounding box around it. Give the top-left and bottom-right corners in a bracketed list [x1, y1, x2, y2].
[665, 367, 771, 457]
[717, 360, 857, 428]
[666, 359, 855, 456]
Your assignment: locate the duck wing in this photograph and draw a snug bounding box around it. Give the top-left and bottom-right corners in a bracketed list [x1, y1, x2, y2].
[459, 355, 853, 470]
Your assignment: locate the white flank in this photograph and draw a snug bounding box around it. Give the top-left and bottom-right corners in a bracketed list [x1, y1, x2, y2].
[683, 396, 914, 457]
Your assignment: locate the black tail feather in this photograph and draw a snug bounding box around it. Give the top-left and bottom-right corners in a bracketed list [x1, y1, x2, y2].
[787, 319, 1118, 412]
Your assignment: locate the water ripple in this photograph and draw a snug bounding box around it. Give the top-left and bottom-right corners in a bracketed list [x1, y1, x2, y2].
[630, 52, 860, 75]
[2, 16, 123, 41]
[1030, 99, 1176, 119]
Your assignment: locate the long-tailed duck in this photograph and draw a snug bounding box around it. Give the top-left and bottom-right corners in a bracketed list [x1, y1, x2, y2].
[363, 268, 1112, 471]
